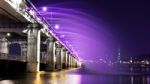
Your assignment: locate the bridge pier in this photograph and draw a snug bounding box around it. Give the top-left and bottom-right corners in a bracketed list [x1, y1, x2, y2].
[71, 56, 74, 68]
[62, 48, 65, 69]
[20, 43, 27, 57]
[0, 36, 9, 56]
[65, 51, 69, 69]
[62, 48, 70, 69]
[69, 54, 71, 68]
[67, 53, 70, 68]
[26, 23, 41, 72]
[74, 59, 77, 68]
[70, 55, 72, 68]
[72, 58, 75, 68]
[45, 37, 56, 71]
[55, 44, 63, 70]
[66, 52, 69, 68]
[63, 50, 68, 69]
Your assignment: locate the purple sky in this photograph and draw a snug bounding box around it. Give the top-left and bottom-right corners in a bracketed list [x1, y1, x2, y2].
[31, 0, 150, 62]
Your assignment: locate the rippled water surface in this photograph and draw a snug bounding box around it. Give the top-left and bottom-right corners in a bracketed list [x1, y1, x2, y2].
[0, 68, 150, 84]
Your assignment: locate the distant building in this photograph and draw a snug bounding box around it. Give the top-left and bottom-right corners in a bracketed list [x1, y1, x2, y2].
[117, 48, 121, 63]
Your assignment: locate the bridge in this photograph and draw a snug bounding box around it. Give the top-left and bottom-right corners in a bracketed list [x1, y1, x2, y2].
[0, 0, 81, 72]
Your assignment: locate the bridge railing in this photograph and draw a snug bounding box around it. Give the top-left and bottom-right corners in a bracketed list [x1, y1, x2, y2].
[6, 0, 59, 35]
[6, 0, 36, 22]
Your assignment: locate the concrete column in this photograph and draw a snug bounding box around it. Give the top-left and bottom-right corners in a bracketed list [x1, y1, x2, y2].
[20, 43, 27, 61]
[77, 61, 81, 67]
[26, 23, 41, 72]
[75, 60, 78, 68]
[70, 56, 72, 68]
[66, 52, 69, 68]
[0, 36, 8, 58]
[62, 48, 66, 69]
[73, 58, 75, 68]
[76, 61, 79, 67]
[55, 44, 62, 70]
[21, 43, 27, 57]
[71, 56, 74, 68]
[64, 50, 68, 69]
[69, 54, 72, 68]
[68, 54, 70, 68]
[68, 52, 70, 68]
[74, 59, 76, 68]
[71, 56, 73, 68]
[45, 37, 56, 71]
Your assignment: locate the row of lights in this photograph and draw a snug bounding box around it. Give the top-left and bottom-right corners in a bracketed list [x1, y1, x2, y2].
[27, 6, 77, 57]
[41, 6, 78, 58]
[7, 0, 80, 60]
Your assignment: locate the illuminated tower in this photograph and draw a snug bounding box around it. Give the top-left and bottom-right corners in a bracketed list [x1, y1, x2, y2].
[117, 48, 121, 62]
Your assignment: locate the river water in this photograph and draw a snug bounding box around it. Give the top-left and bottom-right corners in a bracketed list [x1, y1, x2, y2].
[0, 67, 150, 84]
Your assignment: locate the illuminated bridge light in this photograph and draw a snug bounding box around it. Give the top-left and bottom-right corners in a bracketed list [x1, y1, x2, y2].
[42, 7, 47, 11]
[54, 24, 60, 29]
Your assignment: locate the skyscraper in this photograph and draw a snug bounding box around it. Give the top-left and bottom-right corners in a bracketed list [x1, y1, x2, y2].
[117, 48, 121, 63]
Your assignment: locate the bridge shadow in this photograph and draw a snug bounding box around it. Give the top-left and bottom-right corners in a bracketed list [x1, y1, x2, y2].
[0, 59, 50, 73]
[0, 60, 27, 73]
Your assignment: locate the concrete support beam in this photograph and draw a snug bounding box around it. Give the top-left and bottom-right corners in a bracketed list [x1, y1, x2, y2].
[45, 37, 56, 71]
[26, 23, 41, 72]
[55, 44, 62, 70]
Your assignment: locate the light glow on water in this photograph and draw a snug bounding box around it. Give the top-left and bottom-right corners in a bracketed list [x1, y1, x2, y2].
[32, 71, 81, 84]
[67, 74, 81, 84]
[33, 73, 42, 84]
[0, 80, 14, 84]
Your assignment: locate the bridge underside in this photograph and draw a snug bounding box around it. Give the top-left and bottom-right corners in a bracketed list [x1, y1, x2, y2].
[0, 0, 81, 72]
[0, 59, 49, 73]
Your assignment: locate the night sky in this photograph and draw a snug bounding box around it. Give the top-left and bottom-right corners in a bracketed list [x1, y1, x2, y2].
[31, 0, 150, 61]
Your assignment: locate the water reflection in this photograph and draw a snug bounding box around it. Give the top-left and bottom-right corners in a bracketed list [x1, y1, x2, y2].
[33, 70, 81, 84]
[0, 80, 14, 84]
[131, 76, 134, 84]
[1, 68, 150, 84]
[67, 74, 81, 84]
[33, 72, 42, 84]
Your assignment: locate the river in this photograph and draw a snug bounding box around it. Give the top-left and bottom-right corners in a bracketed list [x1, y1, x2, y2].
[0, 67, 150, 84]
